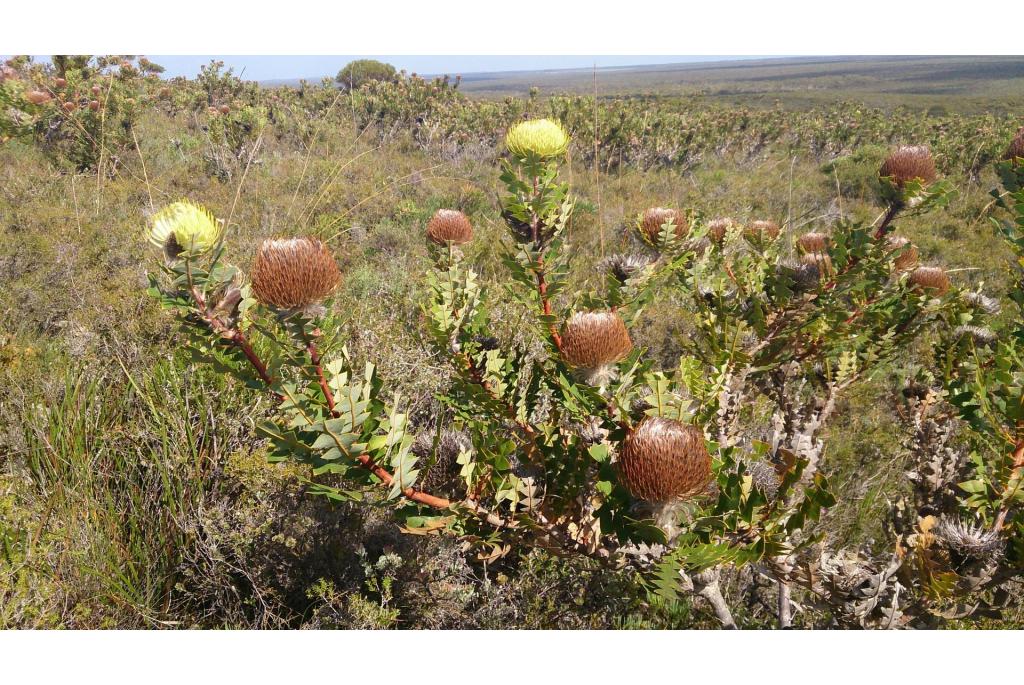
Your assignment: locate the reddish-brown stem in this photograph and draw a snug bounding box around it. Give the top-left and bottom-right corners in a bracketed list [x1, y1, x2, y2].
[307, 341, 337, 417]
[232, 329, 274, 387]
[993, 439, 1024, 532]
[354, 454, 452, 509]
[536, 264, 564, 353]
[873, 202, 903, 241]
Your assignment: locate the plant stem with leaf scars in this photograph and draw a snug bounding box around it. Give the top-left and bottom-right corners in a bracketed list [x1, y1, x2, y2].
[306, 340, 337, 417]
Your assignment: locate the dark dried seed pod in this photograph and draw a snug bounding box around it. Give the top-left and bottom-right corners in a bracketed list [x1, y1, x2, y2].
[962, 291, 1000, 316]
[411, 429, 471, 499]
[797, 232, 829, 253]
[560, 311, 633, 370]
[618, 416, 711, 502]
[640, 207, 687, 242]
[934, 518, 1003, 563]
[748, 460, 782, 502]
[745, 219, 780, 242]
[250, 237, 341, 310]
[473, 335, 500, 351]
[707, 217, 737, 243]
[602, 253, 651, 283]
[909, 266, 950, 295]
[885, 235, 919, 272]
[879, 145, 937, 188]
[1003, 127, 1024, 165]
[953, 325, 997, 346]
[426, 208, 473, 245]
[500, 208, 534, 243]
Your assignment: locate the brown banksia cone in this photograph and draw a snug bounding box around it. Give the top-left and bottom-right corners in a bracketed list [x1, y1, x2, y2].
[62, 101, 77, 113]
[800, 251, 833, 277]
[618, 416, 711, 502]
[880, 145, 937, 188]
[219, 104, 230, 115]
[746, 219, 780, 242]
[885, 235, 919, 272]
[909, 266, 950, 295]
[426, 208, 473, 245]
[54, 77, 67, 89]
[25, 90, 52, 105]
[707, 217, 737, 243]
[251, 237, 341, 312]
[560, 311, 633, 385]
[640, 207, 687, 242]
[91, 84, 101, 96]
[1004, 127, 1024, 165]
[89, 100, 100, 112]
[797, 232, 829, 253]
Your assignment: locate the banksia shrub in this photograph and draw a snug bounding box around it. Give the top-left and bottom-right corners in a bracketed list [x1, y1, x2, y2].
[505, 118, 569, 159]
[618, 417, 711, 502]
[640, 207, 687, 242]
[745, 219, 780, 242]
[426, 209, 473, 245]
[880, 145, 937, 188]
[885, 235, 919, 272]
[707, 217, 737, 243]
[250, 237, 341, 311]
[797, 232, 829, 253]
[909, 266, 951, 295]
[560, 311, 632, 385]
[147, 200, 223, 258]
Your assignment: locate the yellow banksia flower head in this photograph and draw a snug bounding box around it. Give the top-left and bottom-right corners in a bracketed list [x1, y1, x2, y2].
[505, 118, 570, 159]
[148, 200, 223, 258]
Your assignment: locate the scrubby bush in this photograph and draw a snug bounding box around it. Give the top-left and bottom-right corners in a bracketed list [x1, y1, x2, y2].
[336, 59, 398, 91]
[145, 116, 1024, 628]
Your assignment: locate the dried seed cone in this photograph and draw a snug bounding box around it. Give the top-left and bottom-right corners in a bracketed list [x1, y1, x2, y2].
[885, 235, 919, 272]
[640, 207, 687, 242]
[25, 90, 52, 105]
[561, 311, 633, 370]
[426, 209, 473, 245]
[707, 217, 737, 243]
[746, 219, 780, 242]
[800, 251, 833, 276]
[797, 232, 828, 253]
[909, 266, 950, 295]
[879, 145, 937, 188]
[1004, 127, 1024, 165]
[251, 237, 341, 310]
[618, 417, 711, 502]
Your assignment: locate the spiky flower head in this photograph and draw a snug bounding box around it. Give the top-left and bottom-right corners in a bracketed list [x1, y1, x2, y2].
[426, 209, 473, 245]
[934, 518, 1003, 563]
[745, 219, 780, 242]
[779, 258, 821, 292]
[640, 207, 687, 243]
[909, 266, 951, 295]
[561, 311, 633, 386]
[707, 217, 737, 243]
[618, 416, 711, 502]
[411, 429, 472, 499]
[147, 200, 223, 258]
[505, 118, 569, 159]
[602, 253, 651, 283]
[879, 145, 937, 188]
[885, 235, 919, 272]
[797, 232, 829, 253]
[250, 237, 341, 312]
[963, 291, 1001, 316]
[1003, 127, 1024, 165]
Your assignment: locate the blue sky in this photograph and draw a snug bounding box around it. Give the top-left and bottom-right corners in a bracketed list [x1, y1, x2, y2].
[146, 56, 762, 81]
